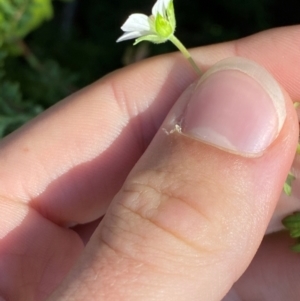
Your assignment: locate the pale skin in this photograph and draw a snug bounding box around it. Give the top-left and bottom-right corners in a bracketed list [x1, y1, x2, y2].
[0, 26, 299, 301]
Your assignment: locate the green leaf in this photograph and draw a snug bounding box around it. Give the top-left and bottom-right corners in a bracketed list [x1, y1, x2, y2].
[282, 212, 300, 231]
[297, 143, 300, 155]
[291, 242, 300, 253]
[293, 102, 300, 108]
[290, 228, 300, 238]
[282, 213, 300, 253]
[0, 0, 53, 50]
[0, 79, 43, 137]
[283, 172, 296, 196]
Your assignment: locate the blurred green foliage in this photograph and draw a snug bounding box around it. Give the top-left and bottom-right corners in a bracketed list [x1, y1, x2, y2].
[0, 0, 299, 137]
[0, 0, 52, 51]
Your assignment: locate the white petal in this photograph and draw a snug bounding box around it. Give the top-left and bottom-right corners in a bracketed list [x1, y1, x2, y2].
[164, 0, 172, 8]
[152, 0, 171, 16]
[121, 14, 151, 32]
[152, 0, 161, 16]
[116, 31, 143, 42]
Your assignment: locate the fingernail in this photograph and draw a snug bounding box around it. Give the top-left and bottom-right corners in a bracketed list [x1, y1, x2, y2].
[178, 57, 286, 156]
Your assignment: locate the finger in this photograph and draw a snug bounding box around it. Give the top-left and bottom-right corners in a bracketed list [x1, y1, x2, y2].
[267, 153, 300, 234]
[48, 57, 298, 300]
[0, 27, 300, 226]
[223, 231, 300, 301]
[0, 197, 83, 300]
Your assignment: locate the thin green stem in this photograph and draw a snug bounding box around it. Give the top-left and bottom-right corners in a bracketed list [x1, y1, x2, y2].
[169, 35, 202, 76]
[17, 40, 43, 72]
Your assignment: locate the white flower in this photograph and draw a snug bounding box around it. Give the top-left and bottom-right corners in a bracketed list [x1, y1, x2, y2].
[116, 0, 176, 45]
[116, 0, 202, 75]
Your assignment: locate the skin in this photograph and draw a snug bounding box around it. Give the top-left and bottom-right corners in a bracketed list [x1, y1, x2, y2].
[0, 26, 299, 301]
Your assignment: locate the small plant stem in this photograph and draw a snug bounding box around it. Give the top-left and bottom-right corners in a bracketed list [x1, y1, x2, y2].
[169, 35, 202, 76]
[17, 40, 43, 72]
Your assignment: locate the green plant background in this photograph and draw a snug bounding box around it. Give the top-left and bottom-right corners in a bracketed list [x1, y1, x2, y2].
[0, 0, 299, 137]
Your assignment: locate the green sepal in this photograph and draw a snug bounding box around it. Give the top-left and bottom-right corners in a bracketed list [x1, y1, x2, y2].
[155, 13, 173, 38]
[283, 172, 296, 196]
[134, 34, 168, 45]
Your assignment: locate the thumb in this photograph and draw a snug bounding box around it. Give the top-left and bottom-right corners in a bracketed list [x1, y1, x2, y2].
[48, 57, 298, 301]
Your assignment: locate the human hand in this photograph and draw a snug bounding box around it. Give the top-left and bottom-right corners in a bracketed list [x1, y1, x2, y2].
[1, 26, 300, 301]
